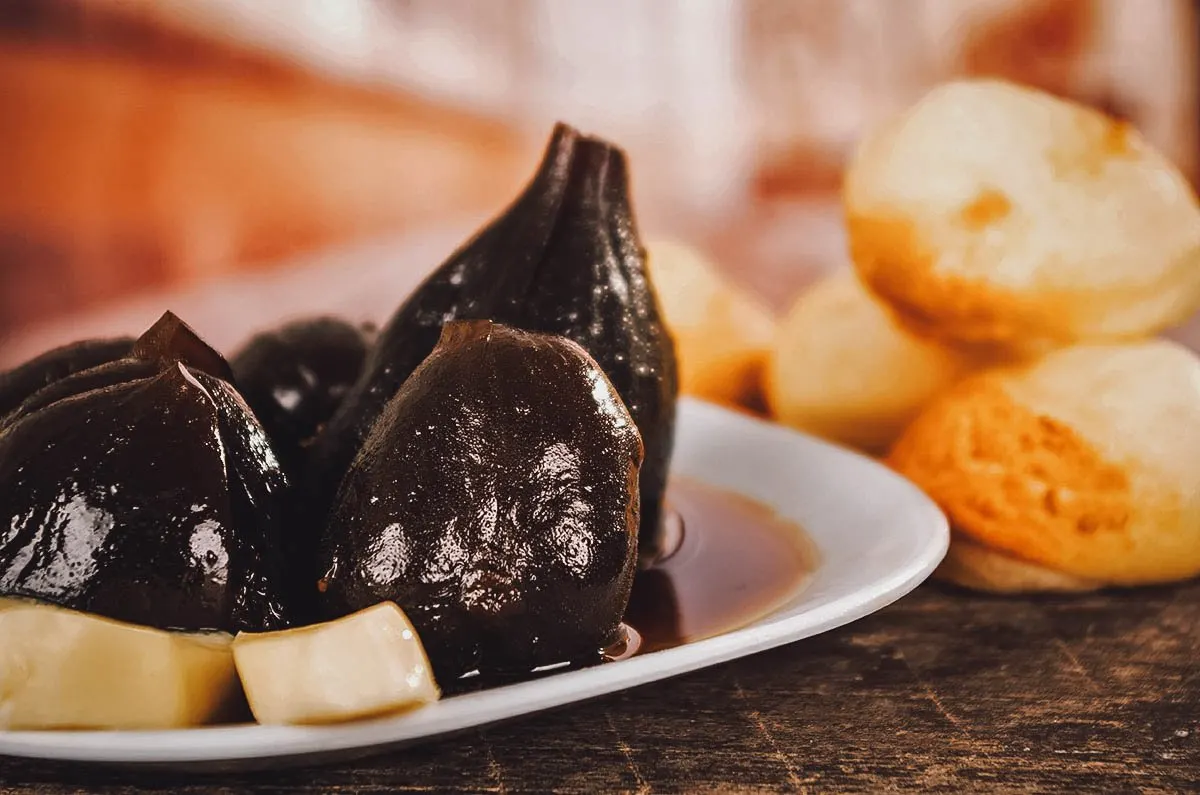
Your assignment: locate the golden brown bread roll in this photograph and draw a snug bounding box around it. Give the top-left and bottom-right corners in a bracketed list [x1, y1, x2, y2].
[645, 240, 777, 411]
[766, 271, 974, 454]
[889, 340, 1200, 591]
[844, 79, 1200, 352]
[935, 534, 1103, 594]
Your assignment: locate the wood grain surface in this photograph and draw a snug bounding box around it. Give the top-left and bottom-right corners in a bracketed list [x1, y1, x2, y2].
[1, 580, 1195, 793]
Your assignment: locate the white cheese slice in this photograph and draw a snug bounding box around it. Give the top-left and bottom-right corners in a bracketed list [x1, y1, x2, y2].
[0, 598, 240, 730]
[232, 601, 439, 725]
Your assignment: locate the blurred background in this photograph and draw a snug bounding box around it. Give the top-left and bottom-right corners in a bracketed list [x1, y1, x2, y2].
[1, 0, 1198, 362]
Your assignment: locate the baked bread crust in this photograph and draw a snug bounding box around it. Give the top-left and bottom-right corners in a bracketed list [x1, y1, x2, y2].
[845, 80, 1200, 351]
[646, 240, 776, 411]
[889, 341, 1200, 586]
[934, 533, 1102, 594]
[766, 271, 972, 453]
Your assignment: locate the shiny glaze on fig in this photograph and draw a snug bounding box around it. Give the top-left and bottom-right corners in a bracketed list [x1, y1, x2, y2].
[0, 337, 133, 421]
[318, 320, 642, 682]
[0, 312, 295, 632]
[309, 123, 677, 563]
[231, 316, 372, 477]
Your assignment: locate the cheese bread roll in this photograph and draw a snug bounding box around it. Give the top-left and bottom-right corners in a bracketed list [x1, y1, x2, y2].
[845, 80, 1200, 351]
[889, 340, 1200, 590]
[767, 271, 974, 453]
[646, 240, 776, 410]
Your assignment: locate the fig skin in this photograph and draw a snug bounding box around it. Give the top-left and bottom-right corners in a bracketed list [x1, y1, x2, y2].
[0, 312, 297, 633]
[318, 321, 643, 683]
[309, 123, 677, 564]
[0, 337, 134, 421]
[231, 317, 373, 477]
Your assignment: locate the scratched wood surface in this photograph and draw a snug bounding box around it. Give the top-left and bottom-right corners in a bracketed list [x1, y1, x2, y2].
[1, 579, 1196, 794]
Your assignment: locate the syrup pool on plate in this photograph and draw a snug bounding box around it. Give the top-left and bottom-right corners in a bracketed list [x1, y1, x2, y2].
[620, 477, 818, 656]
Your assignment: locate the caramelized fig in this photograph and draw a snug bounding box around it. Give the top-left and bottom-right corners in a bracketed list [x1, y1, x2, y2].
[0, 312, 297, 632]
[231, 317, 372, 477]
[0, 337, 134, 421]
[311, 123, 677, 562]
[317, 321, 642, 682]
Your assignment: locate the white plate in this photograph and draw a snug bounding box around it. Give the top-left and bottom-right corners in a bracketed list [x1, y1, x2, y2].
[0, 398, 948, 769]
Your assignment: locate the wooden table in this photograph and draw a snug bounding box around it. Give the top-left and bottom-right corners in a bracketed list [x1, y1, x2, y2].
[2, 579, 1196, 793]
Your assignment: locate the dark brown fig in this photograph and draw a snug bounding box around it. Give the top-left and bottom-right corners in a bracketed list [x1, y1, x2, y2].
[0, 337, 134, 421]
[309, 123, 677, 563]
[230, 317, 373, 477]
[0, 312, 299, 632]
[317, 320, 642, 683]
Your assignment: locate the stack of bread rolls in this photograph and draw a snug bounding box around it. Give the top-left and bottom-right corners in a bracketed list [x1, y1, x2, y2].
[651, 79, 1200, 593]
[834, 79, 1200, 592]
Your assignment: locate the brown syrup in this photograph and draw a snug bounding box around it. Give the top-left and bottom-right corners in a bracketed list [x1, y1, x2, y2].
[617, 477, 817, 657]
[450, 478, 816, 692]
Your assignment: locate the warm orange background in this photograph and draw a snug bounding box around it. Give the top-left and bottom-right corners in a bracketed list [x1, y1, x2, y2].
[1, 0, 1197, 349]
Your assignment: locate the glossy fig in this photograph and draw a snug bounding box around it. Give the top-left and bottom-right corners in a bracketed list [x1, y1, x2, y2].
[318, 320, 642, 683]
[0, 337, 134, 421]
[310, 123, 677, 562]
[0, 312, 297, 632]
[231, 317, 373, 477]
